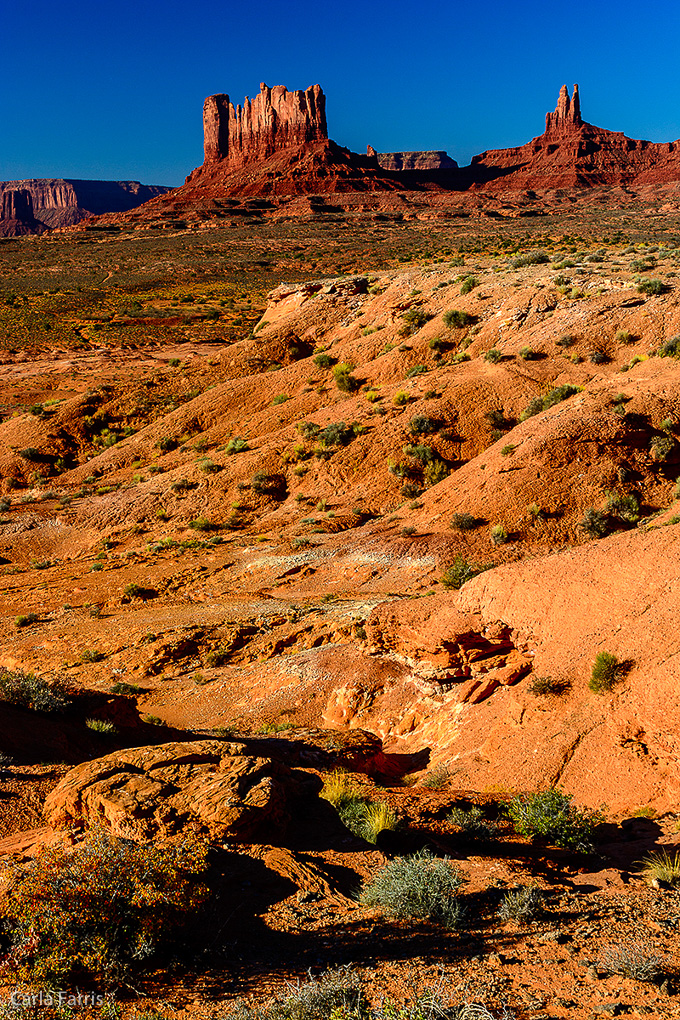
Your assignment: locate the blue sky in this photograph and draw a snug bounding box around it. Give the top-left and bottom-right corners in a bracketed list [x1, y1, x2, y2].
[3, 0, 680, 185]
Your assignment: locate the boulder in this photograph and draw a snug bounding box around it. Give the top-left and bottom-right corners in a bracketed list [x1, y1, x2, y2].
[44, 740, 293, 842]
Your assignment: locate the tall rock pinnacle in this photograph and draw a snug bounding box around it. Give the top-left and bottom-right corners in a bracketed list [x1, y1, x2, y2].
[544, 84, 582, 136]
[203, 83, 327, 166]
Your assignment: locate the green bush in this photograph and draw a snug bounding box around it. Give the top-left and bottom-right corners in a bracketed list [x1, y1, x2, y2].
[497, 885, 543, 922]
[605, 491, 640, 523]
[225, 437, 249, 454]
[409, 415, 442, 435]
[333, 363, 360, 393]
[490, 524, 509, 545]
[224, 968, 363, 1020]
[443, 309, 473, 329]
[313, 352, 336, 369]
[520, 384, 581, 421]
[111, 682, 142, 696]
[509, 251, 550, 268]
[272, 394, 290, 405]
[4, 829, 209, 984]
[405, 364, 428, 378]
[508, 788, 598, 852]
[460, 275, 478, 295]
[580, 508, 611, 538]
[484, 348, 503, 363]
[519, 347, 539, 360]
[589, 651, 621, 693]
[189, 517, 218, 532]
[400, 308, 431, 335]
[251, 471, 287, 497]
[441, 555, 492, 590]
[449, 512, 481, 531]
[637, 278, 666, 296]
[86, 718, 117, 735]
[16, 613, 39, 627]
[359, 852, 466, 929]
[447, 805, 498, 842]
[0, 669, 69, 713]
[80, 649, 105, 663]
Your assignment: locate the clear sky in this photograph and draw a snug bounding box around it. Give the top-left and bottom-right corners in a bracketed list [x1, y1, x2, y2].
[3, 0, 680, 186]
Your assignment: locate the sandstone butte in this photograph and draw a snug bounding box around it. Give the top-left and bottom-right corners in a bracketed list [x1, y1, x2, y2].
[81, 80, 680, 233]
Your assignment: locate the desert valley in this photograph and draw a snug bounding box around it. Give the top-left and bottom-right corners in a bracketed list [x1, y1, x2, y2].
[2, 76, 680, 1019]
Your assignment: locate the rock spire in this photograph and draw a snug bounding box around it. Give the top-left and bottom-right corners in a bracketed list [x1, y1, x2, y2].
[203, 83, 327, 166]
[545, 84, 582, 136]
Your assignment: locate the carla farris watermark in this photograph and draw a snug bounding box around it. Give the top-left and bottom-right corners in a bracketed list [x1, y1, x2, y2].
[9, 991, 108, 1008]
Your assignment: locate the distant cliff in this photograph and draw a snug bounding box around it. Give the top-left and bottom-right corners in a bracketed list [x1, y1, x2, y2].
[366, 146, 458, 171]
[0, 179, 171, 237]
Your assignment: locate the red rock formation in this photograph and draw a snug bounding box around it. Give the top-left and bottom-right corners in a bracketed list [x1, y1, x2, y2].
[544, 83, 582, 137]
[0, 179, 171, 236]
[367, 146, 458, 171]
[471, 84, 680, 189]
[203, 83, 327, 166]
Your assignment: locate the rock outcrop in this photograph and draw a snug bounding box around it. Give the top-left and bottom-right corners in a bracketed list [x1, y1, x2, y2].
[0, 179, 171, 236]
[44, 740, 294, 841]
[544, 83, 582, 137]
[0, 189, 46, 236]
[471, 84, 680, 189]
[367, 146, 458, 171]
[203, 83, 327, 166]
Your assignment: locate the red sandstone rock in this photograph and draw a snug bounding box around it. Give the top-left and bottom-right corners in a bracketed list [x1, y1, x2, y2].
[203, 83, 327, 166]
[367, 147, 458, 171]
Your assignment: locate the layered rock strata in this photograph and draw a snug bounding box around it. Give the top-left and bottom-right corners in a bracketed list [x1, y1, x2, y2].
[366, 146, 458, 171]
[203, 82, 327, 166]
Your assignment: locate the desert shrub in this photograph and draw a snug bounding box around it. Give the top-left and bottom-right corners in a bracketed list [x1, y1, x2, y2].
[86, 718, 117, 735]
[450, 513, 482, 531]
[272, 394, 290, 405]
[18, 448, 40, 461]
[409, 415, 442, 436]
[500, 444, 515, 456]
[206, 648, 230, 667]
[599, 944, 663, 983]
[589, 651, 621, 693]
[313, 352, 336, 369]
[296, 421, 321, 440]
[657, 335, 680, 359]
[424, 458, 449, 486]
[443, 309, 473, 329]
[605, 490, 640, 523]
[158, 436, 177, 452]
[489, 524, 509, 546]
[224, 967, 364, 1020]
[400, 308, 431, 335]
[404, 443, 436, 465]
[420, 765, 450, 790]
[448, 805, 498, 842]
[556, 334, 575, 348]
[393, 390, 410, 406]
[580, 508, 611, 538]
[333, 363, 360, 393]
[519, 347, 539, 360]
[637, 278, 666, 295]
[509, 789, 597, 852]
[80, 648, 105, 664]
[450, 352, 471, 364]
[509, 251, 549, 268]
[484, 348, 503, 363]
[528, 675, 571, 697]
[650, 435, 675, 461]
[639, 849, 680, 886]
[359, 852, 466, 929]
[497, 885, 543, 922]
[189, 517, 218, 532]
[0, 669, 69, 713]
[16, 613, 39, 628]
[251, 471, 287, 498]
[405, 364, 428, 378]
[3, 829, 209, 984]
[225, 437, 249, 454]
[520, 384, 581, 421]
[589, 347, 610, 365]
[616, 329, 635, 344]
[111, 681, 142, 696]
[170, 478, 197, 493]
[317, 421, 357, 447]
[460, 275, 478, 294]
[441, 555, 492, 590]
